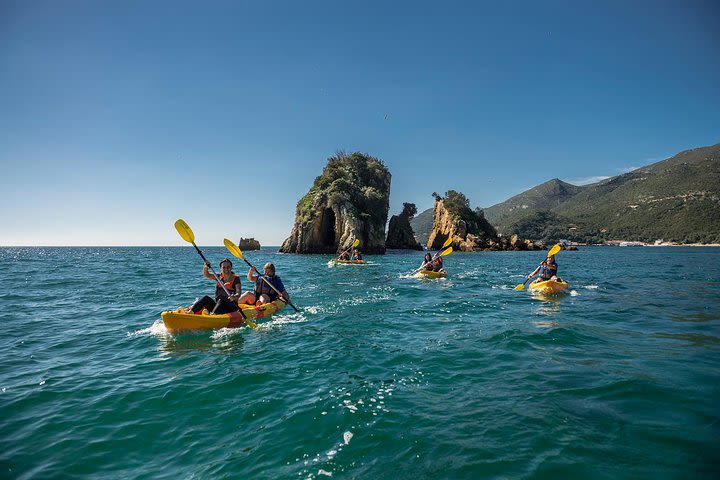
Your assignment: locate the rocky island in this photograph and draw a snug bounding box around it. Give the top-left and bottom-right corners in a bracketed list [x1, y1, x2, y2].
[427, 190, 540, 251]
[386, 203, 423, 250]
[237, 238, 260, 250]
[280, 151, 391, 254]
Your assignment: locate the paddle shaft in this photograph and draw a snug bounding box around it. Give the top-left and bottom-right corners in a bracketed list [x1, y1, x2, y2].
[244, 258, 299, 312]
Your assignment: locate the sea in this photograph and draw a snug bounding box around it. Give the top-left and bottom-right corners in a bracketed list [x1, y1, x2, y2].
[1, 246, 718, 479]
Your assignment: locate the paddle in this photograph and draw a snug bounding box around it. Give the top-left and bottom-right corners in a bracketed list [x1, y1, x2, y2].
[223, 238, 300, 313]
[174, 219, 246, 320]
[414, 236, 453, 273]
[514, 243, 562, 291]
[336, 239, 360, 261]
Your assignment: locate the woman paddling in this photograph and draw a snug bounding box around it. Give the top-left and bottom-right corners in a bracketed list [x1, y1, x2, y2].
[420, 252, 445, 273]
[239, 262, 291, 306]
[420, 253, 433, 270]
[527, 254, 560, 284]
[187, 258, 242, 314]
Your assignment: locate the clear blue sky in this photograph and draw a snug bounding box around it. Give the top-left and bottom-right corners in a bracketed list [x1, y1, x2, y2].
[1, 0, 718, 246]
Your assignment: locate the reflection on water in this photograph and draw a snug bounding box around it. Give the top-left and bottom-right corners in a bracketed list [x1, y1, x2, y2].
[529, 289, 567, 324]
[654, 332, 720, 348]
[157, 327, 247, 357]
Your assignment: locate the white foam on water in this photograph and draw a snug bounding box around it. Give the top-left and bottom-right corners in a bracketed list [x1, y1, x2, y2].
[570, 290, 579, 296]
[254, 312, 308, 331]
[584, 285, 599, 289]
[128, 320, 169, 337]
[343, 431, 353, 445]
[318, 469, 333, 477]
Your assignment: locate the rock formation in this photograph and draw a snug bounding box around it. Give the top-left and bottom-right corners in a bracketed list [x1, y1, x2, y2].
[238, 237, 260, 250]
[427, 190, 541, 251]
[385, 203, 423, 250]
[280, 151, 391, 254]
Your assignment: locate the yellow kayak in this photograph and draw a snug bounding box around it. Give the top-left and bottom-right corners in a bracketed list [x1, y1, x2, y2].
[528, 279, 569, 294]
[332, 259, 366, 264]
[161, 299, 286, 332]
[417, 269, 447, 278]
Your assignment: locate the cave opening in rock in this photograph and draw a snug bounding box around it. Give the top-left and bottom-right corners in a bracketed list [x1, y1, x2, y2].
[319, 208, 336, 248]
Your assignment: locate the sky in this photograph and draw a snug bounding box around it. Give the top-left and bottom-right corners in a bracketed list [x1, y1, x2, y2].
[1, 0, 718, 246]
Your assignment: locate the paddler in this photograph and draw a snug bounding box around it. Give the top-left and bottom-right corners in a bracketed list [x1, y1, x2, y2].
[351, 248, 363, 261]
[527, 254, 560, 283]
[339, 250, 351, 260]
[239, 262, 291, 306]
[431, 254, 445, 273]
[420, 252, 433, 270]
[187, 258, 242, 314]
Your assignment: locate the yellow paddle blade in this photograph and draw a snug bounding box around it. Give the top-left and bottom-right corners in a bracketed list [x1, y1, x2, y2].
[548, 243, 562, 257]
[440, 246, 453, 257]
[246, 320, 257, 328]
[223, 238, 244, 260]
[442, 236, 453, 248]
[353, 239, 360, 248]
[174, 219, 195, 244]
[515, 283, 526, 291]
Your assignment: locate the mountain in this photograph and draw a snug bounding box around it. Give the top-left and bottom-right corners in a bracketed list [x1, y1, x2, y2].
[409, 205, 435, 245]
[483, 179, 585, 232]
[492, 143, 720, 244]
[412, 143, 720, 244]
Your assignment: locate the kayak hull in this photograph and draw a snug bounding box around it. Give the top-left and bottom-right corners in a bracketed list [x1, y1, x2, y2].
[161, 299, 286, 332]
[417, 269, 447, 278]
[333, 259, 366, 264]
[528, 279, 569, 294]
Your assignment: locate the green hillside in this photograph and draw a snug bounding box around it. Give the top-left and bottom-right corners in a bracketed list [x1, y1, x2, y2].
[483, 179, 585, 233]
[497, 143, 720, 244]
[409, 205, 435, 245]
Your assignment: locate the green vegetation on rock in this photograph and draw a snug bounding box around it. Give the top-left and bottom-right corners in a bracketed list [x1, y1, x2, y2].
[297, 151, 390, 225]
[440, 190, 497, 238]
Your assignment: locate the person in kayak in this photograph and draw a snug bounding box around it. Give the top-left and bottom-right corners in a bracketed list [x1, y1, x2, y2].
[188, 258, 242, 314]
[239, 262, 291, 306]
[338, 250, 351, 260]
[431, 255, 445, 273]
[421, 252, 433, 270]
[527, 254, 560, 283]
[351, 248, 363, 261]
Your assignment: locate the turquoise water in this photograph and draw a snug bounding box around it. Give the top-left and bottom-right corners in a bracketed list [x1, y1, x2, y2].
[1, 246, 719, 479]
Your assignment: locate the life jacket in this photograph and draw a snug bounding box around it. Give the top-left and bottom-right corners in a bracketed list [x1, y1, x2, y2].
[352, 252, 362, 260]
[339, 252, 350, 260]
[539, 262, 557, 280]
[254, 274, 280, 300]
[215, 274, 239, 298]
[433, 257, 444, 271]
